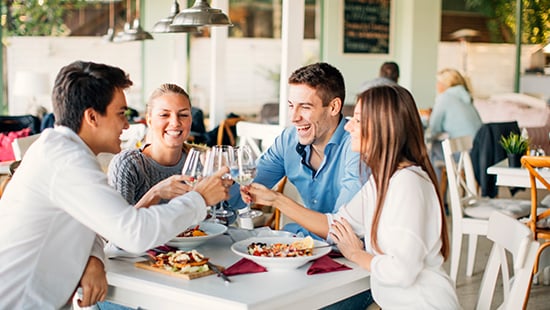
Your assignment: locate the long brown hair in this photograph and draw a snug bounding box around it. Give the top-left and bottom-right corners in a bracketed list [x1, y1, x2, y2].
[358, 85, 450, 259]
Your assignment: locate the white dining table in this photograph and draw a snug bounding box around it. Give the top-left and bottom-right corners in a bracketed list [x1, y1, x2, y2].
[104, 232, 371, 310]
[487, 159, 550, 189]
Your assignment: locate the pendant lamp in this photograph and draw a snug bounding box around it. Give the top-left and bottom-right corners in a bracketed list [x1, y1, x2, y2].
[102, 1, 116, 41]
[113, 0, 153, 42]
[152, 0, 199, 33]
[171, 0, 232, 27]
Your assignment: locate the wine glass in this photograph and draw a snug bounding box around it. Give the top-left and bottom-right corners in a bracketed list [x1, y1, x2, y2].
[230, 145, 262, 228]
[181, 148, 205, 187]
[203, 145, 235, 224]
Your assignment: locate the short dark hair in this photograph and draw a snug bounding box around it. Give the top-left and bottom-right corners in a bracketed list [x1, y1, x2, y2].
[52, 61, 133, 133]
[288, 62, 346, 109]
[379, 61, 399, 82]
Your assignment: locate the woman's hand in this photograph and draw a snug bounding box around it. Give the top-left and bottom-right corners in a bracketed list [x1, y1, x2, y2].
[246, 183, 279, 207]
[153, 175, 193, 200]
[77, 256, 107, 307]
[135, 175, 193, 209]
[330, 218, 367, 265]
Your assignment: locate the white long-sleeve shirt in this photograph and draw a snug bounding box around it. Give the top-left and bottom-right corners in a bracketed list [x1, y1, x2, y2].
[0, 126, 207, 309]
[327, 166, 459, 309]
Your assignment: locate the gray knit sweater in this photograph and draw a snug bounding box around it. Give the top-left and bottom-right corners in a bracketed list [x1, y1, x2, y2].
[107, 146, 187, 205]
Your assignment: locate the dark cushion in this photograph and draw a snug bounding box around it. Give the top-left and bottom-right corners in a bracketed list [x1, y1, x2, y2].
[0, 115, 41, 135]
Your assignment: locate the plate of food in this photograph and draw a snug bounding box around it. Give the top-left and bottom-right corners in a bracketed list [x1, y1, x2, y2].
[135, 249, 223, 280]
[166, 221, 227, 249]
[230, 236, 331, 270]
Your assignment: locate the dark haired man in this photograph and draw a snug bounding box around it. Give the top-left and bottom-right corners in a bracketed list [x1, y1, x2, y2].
[233, 62, 364, 239]
[0, 61, 228, 309]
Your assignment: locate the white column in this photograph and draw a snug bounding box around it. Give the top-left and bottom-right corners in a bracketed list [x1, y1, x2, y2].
[279, 0, 304, 127]
[209, 0, 229, 130]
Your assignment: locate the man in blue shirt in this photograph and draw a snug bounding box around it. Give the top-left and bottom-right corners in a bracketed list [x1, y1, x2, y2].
[231, 62, 366, 239]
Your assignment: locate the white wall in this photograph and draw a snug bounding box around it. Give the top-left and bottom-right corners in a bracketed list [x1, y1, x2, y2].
[5, 37, 143, 116]
[321, 0, 441, 108]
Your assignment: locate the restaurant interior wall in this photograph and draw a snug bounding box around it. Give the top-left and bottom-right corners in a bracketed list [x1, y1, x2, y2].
[4, 1, 543, 117]
[4, 35, 541, 118]
[320, 0, 441, 109]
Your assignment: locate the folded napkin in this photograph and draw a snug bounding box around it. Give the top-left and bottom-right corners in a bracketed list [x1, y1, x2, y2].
[307, 255, 351, 275]
[146, 245, 179, 257]
[223, 258, 267, 276]
[327, 249, 344, 258]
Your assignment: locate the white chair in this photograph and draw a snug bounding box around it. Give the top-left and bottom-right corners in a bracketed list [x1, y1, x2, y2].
[236, 121, 285, 158]
[475, 211, 539, 310]
[120, 123, 147, 150]
[442, 136, 530, 283]
[235, 121, 302, 229]
[11, 133, 40, 161]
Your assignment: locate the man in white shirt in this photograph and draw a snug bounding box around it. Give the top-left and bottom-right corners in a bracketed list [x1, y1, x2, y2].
[0, 61, 229, 309]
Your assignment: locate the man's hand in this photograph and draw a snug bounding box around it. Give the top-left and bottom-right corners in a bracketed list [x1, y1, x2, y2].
[78, 256, 108, 307]
[246, 183, 279, 206]
[194, 167, 230, 206]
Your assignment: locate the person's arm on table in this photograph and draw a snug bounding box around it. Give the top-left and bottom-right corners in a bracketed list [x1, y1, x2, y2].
[329, 218, 372, 270]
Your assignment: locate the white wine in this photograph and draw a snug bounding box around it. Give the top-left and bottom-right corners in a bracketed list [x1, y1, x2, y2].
[230, 167, 256, 186]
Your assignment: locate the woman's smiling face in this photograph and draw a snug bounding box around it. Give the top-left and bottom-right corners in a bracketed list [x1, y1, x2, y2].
[147, 93, 192, 149]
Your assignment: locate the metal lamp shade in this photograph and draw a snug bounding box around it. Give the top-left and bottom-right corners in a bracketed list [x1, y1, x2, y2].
[171, 0, 232, 27]
[152, 0, 199, 33]
[114, 19, 153, 42]
[153, 16, 199, 33]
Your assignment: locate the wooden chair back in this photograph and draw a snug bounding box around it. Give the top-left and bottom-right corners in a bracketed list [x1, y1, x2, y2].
[216, 117, 244, 146]
[520, 155, 550, 306]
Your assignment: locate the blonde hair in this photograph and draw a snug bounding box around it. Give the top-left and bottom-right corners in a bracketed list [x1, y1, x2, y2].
[146, 83, 190, 116]
[436, 68, 471, 93]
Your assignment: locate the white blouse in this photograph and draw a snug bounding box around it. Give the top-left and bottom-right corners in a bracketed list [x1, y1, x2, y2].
[327, 166, 459, 309]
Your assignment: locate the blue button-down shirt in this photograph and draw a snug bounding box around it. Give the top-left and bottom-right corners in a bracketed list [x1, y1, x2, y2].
[229, 117, 366, 233]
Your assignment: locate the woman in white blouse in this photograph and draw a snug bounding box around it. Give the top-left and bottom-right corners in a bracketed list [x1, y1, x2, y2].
[246, 85, 459, 309]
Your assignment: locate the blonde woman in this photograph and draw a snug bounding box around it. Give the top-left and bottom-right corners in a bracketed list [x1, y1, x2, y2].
[429, 68, 482, 180]
[108, 83, 195, 208]
[246, 85, 459, 309]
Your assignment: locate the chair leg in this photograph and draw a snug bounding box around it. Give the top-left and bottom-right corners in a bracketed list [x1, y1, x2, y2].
[466, 234, 478, 277]
[450, 230, 463, 283]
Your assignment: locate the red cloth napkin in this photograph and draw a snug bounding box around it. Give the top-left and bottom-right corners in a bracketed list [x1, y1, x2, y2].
[307, 255, 351, 275]
[146, 245, 178, 257]
[223, 258, 267, 276]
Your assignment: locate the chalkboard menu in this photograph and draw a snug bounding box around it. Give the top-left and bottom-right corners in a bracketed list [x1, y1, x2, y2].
[343, 0, 391, 54]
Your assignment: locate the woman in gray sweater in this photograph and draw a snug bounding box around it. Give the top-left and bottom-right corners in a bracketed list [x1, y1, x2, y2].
[108, 83, 195, 208]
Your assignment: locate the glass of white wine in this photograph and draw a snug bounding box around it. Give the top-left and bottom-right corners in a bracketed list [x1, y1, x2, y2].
[230, 145, 262, 228]
[203, 145, 235, 224]
[181, 148, 205, 187]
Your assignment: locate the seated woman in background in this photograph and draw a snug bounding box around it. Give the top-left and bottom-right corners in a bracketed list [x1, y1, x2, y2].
[108, 83, 194, 208]
[245, 85, 459, 309]
[428, 68, 482, 181]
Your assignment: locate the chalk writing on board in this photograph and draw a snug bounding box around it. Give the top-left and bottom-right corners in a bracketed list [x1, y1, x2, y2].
[343, 0, 391, 54]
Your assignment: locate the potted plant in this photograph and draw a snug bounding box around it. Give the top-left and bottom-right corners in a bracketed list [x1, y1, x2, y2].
[499, 132, 529, 167]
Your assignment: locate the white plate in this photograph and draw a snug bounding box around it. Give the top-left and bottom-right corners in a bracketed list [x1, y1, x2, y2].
[166, 222, 227, 249]
[230, 237, 331, 270]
